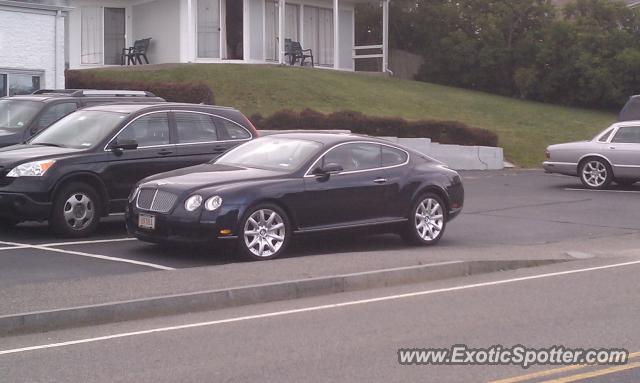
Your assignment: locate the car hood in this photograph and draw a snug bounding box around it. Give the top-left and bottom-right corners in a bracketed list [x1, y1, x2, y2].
[0, 144, 83, 167]
[0, 129, 23, 148]
[140, 163, 285, 194]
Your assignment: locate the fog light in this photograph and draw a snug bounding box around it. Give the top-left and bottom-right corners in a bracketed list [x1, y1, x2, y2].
[220, 229, 232, 235]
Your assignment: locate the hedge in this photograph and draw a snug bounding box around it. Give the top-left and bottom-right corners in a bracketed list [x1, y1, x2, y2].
[65, 70, 214, 105]
[251, 109, 498, 147]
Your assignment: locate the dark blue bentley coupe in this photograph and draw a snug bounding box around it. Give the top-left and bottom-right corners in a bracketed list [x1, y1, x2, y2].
[126, 133, 464, 261]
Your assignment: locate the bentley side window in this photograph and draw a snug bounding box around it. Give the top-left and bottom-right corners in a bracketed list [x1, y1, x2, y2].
[322, 143, 382, 172]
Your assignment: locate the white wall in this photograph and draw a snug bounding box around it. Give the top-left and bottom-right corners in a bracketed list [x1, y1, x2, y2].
[0, 5, 65, 89]
[132, 0, 181, 63]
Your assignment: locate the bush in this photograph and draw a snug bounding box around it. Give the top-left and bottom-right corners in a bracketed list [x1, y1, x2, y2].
[251, 109, 498, 147]
[65, 70, 214, 104]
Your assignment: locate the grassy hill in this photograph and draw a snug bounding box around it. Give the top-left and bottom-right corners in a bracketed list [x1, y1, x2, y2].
[83, 64, 617, 167]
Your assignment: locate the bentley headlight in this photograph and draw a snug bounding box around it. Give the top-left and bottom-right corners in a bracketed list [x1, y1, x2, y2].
[7, 159, 56, 177]
[204, 196, 223, 211]
[185, 195, 203, 212]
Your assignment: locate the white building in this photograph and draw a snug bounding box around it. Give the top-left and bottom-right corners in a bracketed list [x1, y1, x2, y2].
[0, 0, 69, 96]
[65, 0, 390, 72]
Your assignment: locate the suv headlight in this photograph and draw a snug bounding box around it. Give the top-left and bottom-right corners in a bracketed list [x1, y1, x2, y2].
[185, 195, 203, 212]
[204, 196, 223, 211]
[7, 159, 56, 177]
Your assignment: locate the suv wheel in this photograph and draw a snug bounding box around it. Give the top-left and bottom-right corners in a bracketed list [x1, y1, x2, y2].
[238, 204, 290, 261]
[579, 159, 612, 190]
[402, 193, 447, 246]
[51, 182, 101, 237]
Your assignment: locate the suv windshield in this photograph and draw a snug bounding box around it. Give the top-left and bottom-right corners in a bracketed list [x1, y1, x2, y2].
[0, 99, 42, 130]
[216, 137, 323, 171]
[30, 110, 128, 149]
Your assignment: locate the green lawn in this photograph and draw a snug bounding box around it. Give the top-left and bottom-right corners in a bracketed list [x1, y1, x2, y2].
[84, 64, 617, 167]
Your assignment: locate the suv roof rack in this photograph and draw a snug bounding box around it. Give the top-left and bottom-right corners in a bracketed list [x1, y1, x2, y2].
[32, 89, 157, 98]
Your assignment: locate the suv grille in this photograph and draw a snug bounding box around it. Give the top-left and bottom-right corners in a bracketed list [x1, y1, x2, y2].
[136, 188, 178, 213]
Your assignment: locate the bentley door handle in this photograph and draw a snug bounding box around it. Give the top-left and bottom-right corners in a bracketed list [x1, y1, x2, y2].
[374, 178, 388, 184]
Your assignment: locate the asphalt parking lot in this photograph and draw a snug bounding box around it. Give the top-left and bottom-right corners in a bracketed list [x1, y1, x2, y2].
[1, 169, 639, 290]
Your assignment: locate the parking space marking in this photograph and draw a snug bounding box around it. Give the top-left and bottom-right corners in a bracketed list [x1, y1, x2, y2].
[538, 361, 640, 383]
[564, 188, 640, 194]
[2, 258, 640, 357]
[0, 240, 173, 271]
[0, 245, 30, 251]
[40, 238, 136, 247]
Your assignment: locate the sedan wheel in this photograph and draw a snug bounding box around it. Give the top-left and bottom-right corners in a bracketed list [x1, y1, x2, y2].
[402, 193, 447, 246]
[580, 159, 612, 190]
[239, 204, 290, 261]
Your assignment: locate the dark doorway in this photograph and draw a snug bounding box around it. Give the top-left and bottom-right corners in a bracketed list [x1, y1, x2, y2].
[226, 0, 243, 60]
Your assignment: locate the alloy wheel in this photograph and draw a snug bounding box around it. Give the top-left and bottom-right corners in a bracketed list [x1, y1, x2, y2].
[582, 160, 608, 188]
[243, 209, 286, 258]
[63, 192, 95, 231]
[414, 198, 444, 241]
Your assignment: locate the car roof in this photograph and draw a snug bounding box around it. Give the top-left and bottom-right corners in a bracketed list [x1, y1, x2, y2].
[261, 132, 394, 146]
[81, 103, 238, 114]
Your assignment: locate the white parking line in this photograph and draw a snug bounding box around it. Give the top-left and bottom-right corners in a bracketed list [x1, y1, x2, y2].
[40, 238, 137, 247]
[2, 258, 640, 356]
[565, 188, 640, 194]
[0, 240, 173, 270]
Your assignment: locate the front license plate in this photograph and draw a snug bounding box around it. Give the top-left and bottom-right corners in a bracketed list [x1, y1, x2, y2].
[138, 214, 156, 230]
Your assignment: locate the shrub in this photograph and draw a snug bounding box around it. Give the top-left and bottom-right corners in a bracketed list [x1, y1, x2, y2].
[65, 70, 214, 104]
[251, 109, 498, 147]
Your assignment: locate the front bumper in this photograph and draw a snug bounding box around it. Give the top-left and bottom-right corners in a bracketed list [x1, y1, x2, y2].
[125, 205, 240, 244]
[0, 192, 51, 221]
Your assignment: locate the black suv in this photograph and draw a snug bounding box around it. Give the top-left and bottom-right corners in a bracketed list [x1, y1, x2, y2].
[0, 103, 258, 237]
[0, 89, 165, 147]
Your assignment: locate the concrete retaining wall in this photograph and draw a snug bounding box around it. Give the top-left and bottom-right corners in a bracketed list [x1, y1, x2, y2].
[260, 130, 505, 170]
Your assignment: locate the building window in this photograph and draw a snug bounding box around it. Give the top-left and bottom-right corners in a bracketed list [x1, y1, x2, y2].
[81, 7, 104, 65]
[0, 74, 6, 97]
[0, 71, 42, 97]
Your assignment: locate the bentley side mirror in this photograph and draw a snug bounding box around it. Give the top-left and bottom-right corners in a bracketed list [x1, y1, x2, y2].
[313, 163, 343, 180]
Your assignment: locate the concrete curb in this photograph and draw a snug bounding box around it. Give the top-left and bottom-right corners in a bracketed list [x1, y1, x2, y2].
[0, 259, 565, 336]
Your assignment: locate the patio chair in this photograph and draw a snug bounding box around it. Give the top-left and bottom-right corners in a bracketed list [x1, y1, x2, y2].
[121, 38, 152, 66]
[284, 40, 314, 67]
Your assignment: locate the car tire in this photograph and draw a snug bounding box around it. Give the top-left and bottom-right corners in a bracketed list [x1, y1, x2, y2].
[402, 193, 447, 246]
[238, 203, 291, 261]
[579, 158, 613, 190]
[50, 182, 102, 238]
[615, 179, 636, 187]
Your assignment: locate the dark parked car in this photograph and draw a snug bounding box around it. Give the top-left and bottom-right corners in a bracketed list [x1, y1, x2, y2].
[0, 103, 257, 236]
[126, 134, 464, 261]
[0, 89, 165, 148]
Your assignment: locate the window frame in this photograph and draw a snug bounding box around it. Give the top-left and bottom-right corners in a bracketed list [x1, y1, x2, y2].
[104, 111, 173, 151]
[304, 141, 410, 178]
[172, 111, 220, 145]
[0, 69, 44, 97]
[610, 126, 640, 144]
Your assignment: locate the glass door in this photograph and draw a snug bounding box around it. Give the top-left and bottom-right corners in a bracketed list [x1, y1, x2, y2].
[104, 8, 126, 65]
[198, 0, 221, 58]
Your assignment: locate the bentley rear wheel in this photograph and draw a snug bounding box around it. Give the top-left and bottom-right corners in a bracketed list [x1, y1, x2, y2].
[402, 193, 447, 246]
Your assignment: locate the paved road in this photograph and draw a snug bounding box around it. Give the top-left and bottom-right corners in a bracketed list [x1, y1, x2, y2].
[1, 170, 640, 289]
[1, 256, 639, 382]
